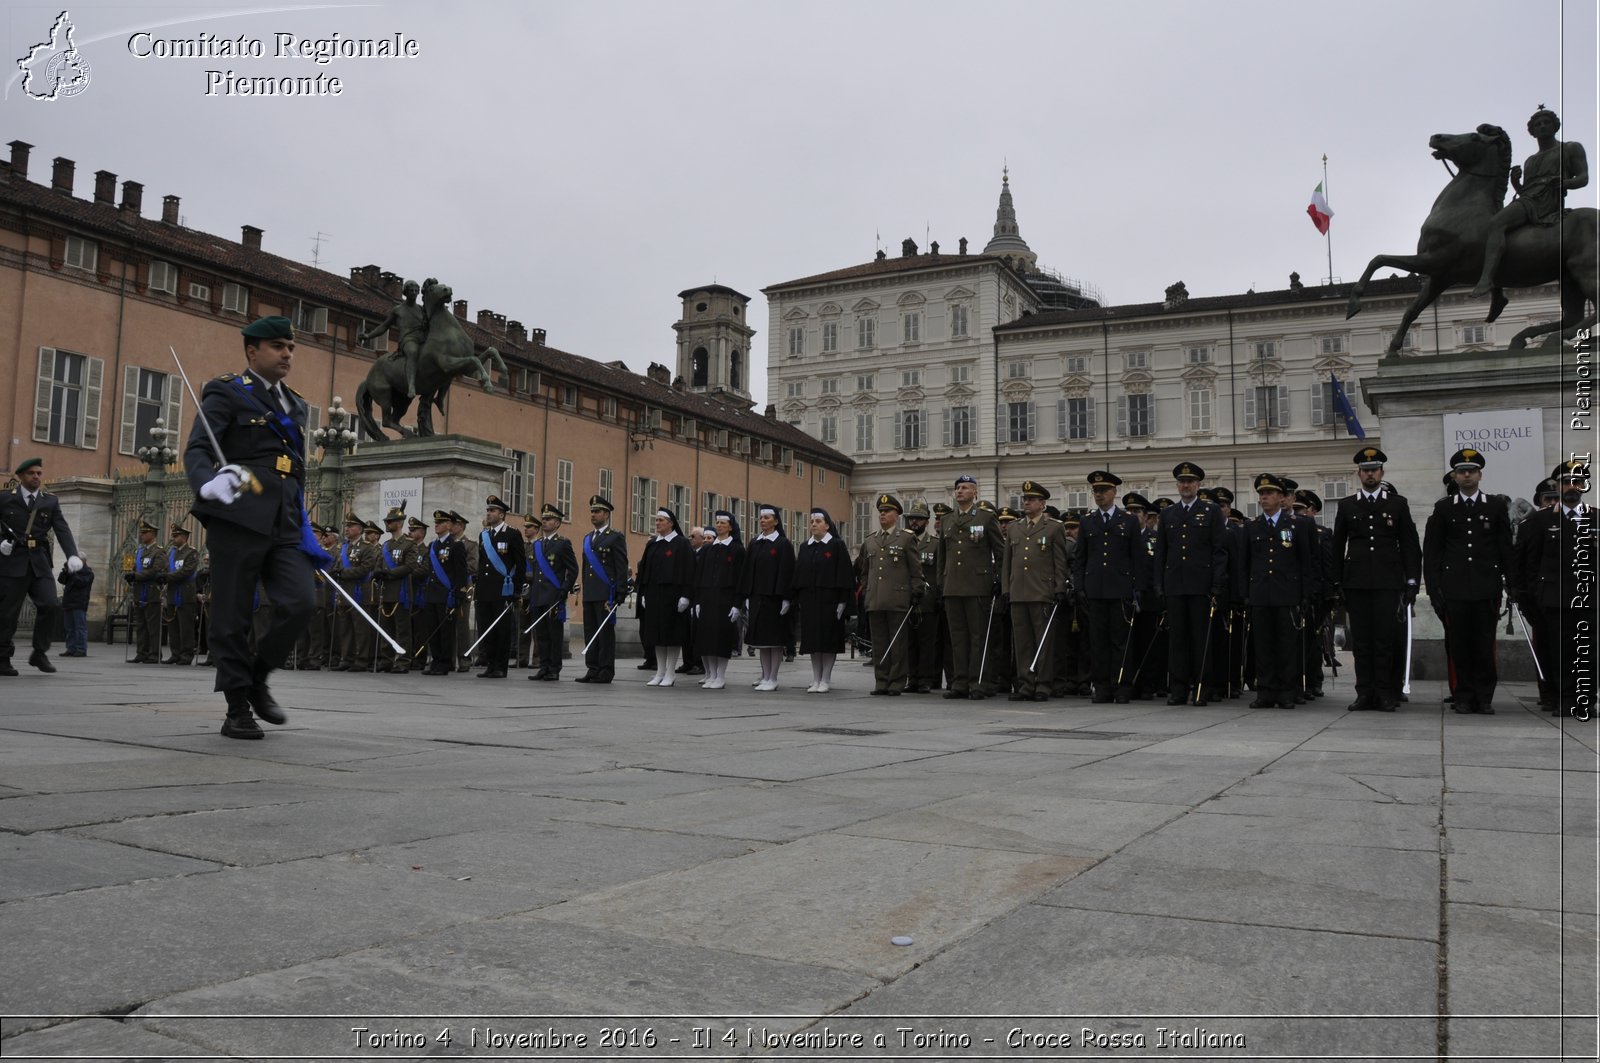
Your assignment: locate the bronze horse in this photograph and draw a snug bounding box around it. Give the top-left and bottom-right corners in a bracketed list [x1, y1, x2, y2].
[1346, 124, 1598, 353]
[355, 279, 508, 439]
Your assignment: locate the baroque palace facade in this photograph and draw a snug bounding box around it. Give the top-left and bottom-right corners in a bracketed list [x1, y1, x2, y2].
[764, 175, 1564, 542]
[0, 141, 852, 574]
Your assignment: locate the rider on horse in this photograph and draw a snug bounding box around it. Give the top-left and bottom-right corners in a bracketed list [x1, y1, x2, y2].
[1471, 106, 1590, 298]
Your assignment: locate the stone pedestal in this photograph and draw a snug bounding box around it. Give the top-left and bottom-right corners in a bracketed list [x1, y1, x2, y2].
[339, 435, 510, 521]
[1360, 348, 1571, 683]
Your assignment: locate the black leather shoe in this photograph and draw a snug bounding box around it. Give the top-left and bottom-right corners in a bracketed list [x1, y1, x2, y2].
[221, 714, 264, 739]
[968, 692, 986, 700]
[574, 674, 595, 683]
[684, 665, 705, 676]
[1113, 692, 1130, 704]
[1008, 692, 1028, 701]
[0, 660, 17, 676]
[1090, 691, 1113, 704]
[885, 689, 901, 696]
[1249, 697, 1276, 708]
[249, 683, 287, 725]
[1278, 700, 1297, 709]
[1346, 698, 1369, 711]
[1033, 693, 1050, 702]
[1476, 703, 1495, 715]
[1377, 700, 1399, 712]
[1167, 689, 1188, 706]
[943, 690, 965, 699]
[1191, 697, 1208, 708]
[29, 651, 57, 673]
[477, 669, 507, 679]
[636, 661, 656, 670]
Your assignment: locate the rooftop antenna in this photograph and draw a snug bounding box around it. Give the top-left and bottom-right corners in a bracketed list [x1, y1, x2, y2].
[309, 231, 332, 269]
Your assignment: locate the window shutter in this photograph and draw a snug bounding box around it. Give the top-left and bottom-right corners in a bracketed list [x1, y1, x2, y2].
[1311, 381, 1326, 426]
[120, 364, 141, 455]
[1057, 398, 1067, 439]
[942, 407, 951, 446]
[1346, 378, 1360, 412]
[1243, 387, 1257, 428]
[82, 357, 103, 450]
[33, 348, 55, 442]
[1277, 387, 1290, 429]
[1116, 395, 1127, 438]
[1147, 395, 1157, 436]
[1027, 402, 1036, 442]
[1087, 396, 1096, 439]
[165, 372, 182, 440]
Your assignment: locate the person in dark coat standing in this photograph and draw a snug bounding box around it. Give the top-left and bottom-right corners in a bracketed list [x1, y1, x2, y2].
[576, 495, 628, 684]
[1292, 490, 1336, 698]
[1072, 470, 1142, 703]
[1509, 477, 1562, 711]
[1153, 462, 1230, 706]
[1241, 474, 1315, 709]
[1513, 460, 1597, 719]
[1330, 447, 1421, 713]
[57, 556, 94, 657]
[164, 524, 201, 665]
[526, 504, 578, 682]
[637, 507, 694, 686]
[794, 508, 854, 693]
[693, 510, 745, 690]
[420, 511, 470, 676]
[937, 475, 1005, 700]
[126, 519, 168, 664]
[181, 316, 324, 737]
[473, 495, 524, 678]
[904, 502, 942, 694]
[742, 504, 796, 692]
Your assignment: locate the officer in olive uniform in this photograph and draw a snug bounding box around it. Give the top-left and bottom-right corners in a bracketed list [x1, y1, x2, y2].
[451, 511, 478, 670]
[405, 516, 430, 670]
[1002, 481, 1071, 701]
[1154, 461, 1229, 706]
[331, 514, 378, 671]
[1241, 474, 1315, 708]
[938, 476, 1004, 700]
[1072, 470, 1142, 702]
[420, 510, 470, 675]
[904, 502, 942, 693]
[577, 495, 629, 683]
[1, 457, 84, 675]
[1512, 460, 1596, 719]
[931, 501, 955, 690]
[1424, 448, 1513, 714]
[164, 524, 201, 665]
[296, 522, 336, 669]
[374, 505, 421, 673]
[127, 519, 168, 663]
[527, 503, 578, 681]
[855, 494, 926, 695]
[182, 316, 319, 736]
[1331, 447, 1422, 712]
[474, 495, 525, 678]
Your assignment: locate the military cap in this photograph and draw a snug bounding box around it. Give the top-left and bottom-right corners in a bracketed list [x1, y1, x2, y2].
[169, 523, 190, 537]
[1553, 458, 1591, 482]
[1062, 510, 1082, 528]
[432, 509, 453, 524]
[1441, 472, 1456, 488]
[1280, 476, 1299, 492]
[1294, 488, 1323, 510]
[1044, 504, 1062, 520]
[954, 474, 978, 487]
[1195, 487, 1217, 503]
[1123, 492, 1150, 511]
[932, 502, 953, 516]
[1228, 512, 1246, 525]
[13, 457, 42, 475]
[1154, 497, 1175, 509]
[343, 512, 364, 527]
[362, 520, 383, 534]
[407, 516, 427, 531]
[876, 493, 903, 513]
[449, 511, 468, 524]
[1019, 480, 1051, 500]
[1213, 487, 1235, 506]
[1449, 447, 1486, 471]
[241, 315, 294, 341]
[383, 503, 407, 523]
[997, 505, 1020, 522]
[137, 518, 159, 535]
[906, 502, 931, 519]
[1379, 481, 1398, 495]
[540, 503, 565, 521]
[588, 494, 614, 512]
[485, 494, 509, 513]
[1353, 446, 1387, 468]
[1534, 477, 1560, 500]
[1087, 470, 1123, 488]
[1254, 472, 1288, 494]
[310, 521, 329, 535]
[976, 499, 997, 514]
[1172, 461, 1205, 481]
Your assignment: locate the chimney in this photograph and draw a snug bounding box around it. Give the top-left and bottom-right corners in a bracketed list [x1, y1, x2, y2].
[241, 225, 262, 251]
[161, 194, 180, 225]
[51, 157, 74, 195]
[120, 180, 143, 215]
[646, 362, 670, 385]
[92, 170, 116, 205]
[764, 403, 777, 420]
[875, 249, 886, 261]
[929, 240, 940, 256]
[959, 237, 968, 255]
[351, 264, 381, 287]
[477, 308, 497, 330]
[492, 312, 506, 334]
[379, 271, 403, 297]
[506, 319, 527, 343]
[530, 327, 546, 346]
[7, 141, 32, 182]
[452, 299, 468, 319]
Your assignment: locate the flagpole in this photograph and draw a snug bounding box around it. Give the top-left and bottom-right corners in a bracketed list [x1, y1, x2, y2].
[1323, 154, 1334, 285]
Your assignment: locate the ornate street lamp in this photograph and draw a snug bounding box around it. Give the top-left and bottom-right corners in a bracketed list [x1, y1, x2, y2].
[137, 419, 178, 472]
[312, 396, 359, 455]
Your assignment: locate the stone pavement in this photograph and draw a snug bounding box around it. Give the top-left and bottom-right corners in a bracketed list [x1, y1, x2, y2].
[0, 651, 1595, 1061]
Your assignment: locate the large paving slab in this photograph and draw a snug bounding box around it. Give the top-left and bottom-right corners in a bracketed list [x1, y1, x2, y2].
[0, 831, 219, 900]
[839, 792, 1187, 857]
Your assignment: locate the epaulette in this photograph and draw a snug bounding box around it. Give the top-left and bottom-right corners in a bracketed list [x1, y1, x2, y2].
[217, 373, 239, 382]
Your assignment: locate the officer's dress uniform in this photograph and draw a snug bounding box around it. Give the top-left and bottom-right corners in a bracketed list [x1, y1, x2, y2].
[1514, 489, 1598, 717]
[421, 526, 469, 675]
[1241, 500, 1314, 708]
[1424, 485, 1512, 713]
[1072, 503, 1143, 702]
[1298, 515, 1335, 697]
[331, 531, 377, 670]
[165, 535, 200, 664]
[1331, 480, 1421, 712]
[855, 507, 925, 695]
[406, 523, 429, 669]
[1128, 515, 1165, 699]
[296, 534, 332, 669]
[456, 531, 480, 670]
[375, 531, 421, 673]
[527, 521, 577, 680]
[578, 509, 628, 683]
[937, 501, 1004, 698]
[907, 521, 942, 693]
[1153, 494, 1228, 705]
[129, 537, 169, 663]
[1003, 509, 1070, 700]
[474, 511, 525, 678]
[517, 531, 541, 669]
[0, 479, 80, 672]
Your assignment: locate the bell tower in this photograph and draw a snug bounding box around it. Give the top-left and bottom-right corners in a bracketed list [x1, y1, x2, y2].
[673, 284, 755, 409]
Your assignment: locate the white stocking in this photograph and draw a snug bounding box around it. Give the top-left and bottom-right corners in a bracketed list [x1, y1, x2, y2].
[819, 652, 836, 685]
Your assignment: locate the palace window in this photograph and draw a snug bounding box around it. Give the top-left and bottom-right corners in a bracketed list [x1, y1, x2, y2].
[35, 348, 102, 449]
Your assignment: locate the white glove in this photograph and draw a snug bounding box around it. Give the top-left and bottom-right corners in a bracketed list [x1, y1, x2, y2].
[728, 606, 740, 622]
[67, 555, 83, 573]
[636, 593, 646, 609]
[692, 604, 700, 619]
[836, 603, 846, 619]
[779, 600, 791, 616]
[0, 540, 12, 557]
[677, 596, 689, 613]
[199, 464, 246, 504]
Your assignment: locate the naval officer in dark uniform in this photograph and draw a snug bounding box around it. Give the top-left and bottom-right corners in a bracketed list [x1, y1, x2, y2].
[577, 495, 629, 683]
[0, 457, 84, 675]
[183, 316, 322, 738]
[1153, 461, 1229, 705]
[473, 495, 525, 678]
[1330, 446, 1421, 712]
[1241, 474, 1315, 708]
[526, 504, 578, 681]
[1072, 470, 1142, 703]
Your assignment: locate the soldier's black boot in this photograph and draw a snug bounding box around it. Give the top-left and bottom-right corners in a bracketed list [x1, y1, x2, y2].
[221, 690, 263, 740]
[248, 662, 287, 725]
[0, 659, 17, 677]
[28, 650, 56, 673]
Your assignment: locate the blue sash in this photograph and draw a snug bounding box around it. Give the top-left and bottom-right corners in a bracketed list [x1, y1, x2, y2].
[380, 539, 411, 608]
[167, 547, 184, 606]
[584, 533, 615, 603]
[481, 529, 513, 597]
[533, 539, 567, 622]
[428, 537, 456, 607]
[135, 546, 151, 606]
[220, 376, 329, 569]
[339, 543, 363, 604]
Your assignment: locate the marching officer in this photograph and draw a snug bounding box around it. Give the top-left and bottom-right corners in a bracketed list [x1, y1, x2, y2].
[331, 514, 377, 671]
[420, 510, 469, 676]
[1002, 481, 1070, 702]
[1072, 470, 1142, 703]
[1154, 461, 1229, 706]
[904, 502, 942, 694]
[374, 505, 421, 673]
[473, 495, 525, 678]
[1512, 460, 1596, 719]
[0, 456, 84, 675]
[127, 519, 168, 664]
[526, 504, 578, 681]
[164, 524, 200, 665]
[1424, 448, 1514, 714]
[577, 495, 628, 683]
[1241, 474, 1315, 709]
[937, 476, 1004, 700]
[855, 494, 925, 695]
[1331, 447, 1421, 712]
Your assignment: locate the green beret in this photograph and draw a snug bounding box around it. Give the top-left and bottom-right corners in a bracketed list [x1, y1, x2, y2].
[13, 457, 42, 475]
[241, 316, 294, 341]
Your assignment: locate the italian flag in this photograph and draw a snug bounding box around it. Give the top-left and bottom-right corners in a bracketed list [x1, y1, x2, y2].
[1306, 182, 1334, 235]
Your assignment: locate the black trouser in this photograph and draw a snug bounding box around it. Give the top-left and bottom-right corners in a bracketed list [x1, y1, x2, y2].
[0, 572, 60, 661]
[1442, 597, 1500, 708]
[1345, 587, 1402, 704]
[533, 602, 565, 675]
[583, 599, 616, 678]
[1127, 609, 1164, 695]
[907, 607, 940, 689]
[475, 596, 514, 671]
[1084, 597, 1131, 691]
[203, 520, 314, 695]
[1300, 602, 1326, 691]
[1166, 594, 1212, 691]
[1251, 604, 1299, 705]
[423, 601, 456, 668]
[943, 595, 991, 694]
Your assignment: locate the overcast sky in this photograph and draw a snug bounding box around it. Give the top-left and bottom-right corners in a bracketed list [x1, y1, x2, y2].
[6, 0, 1596, 407]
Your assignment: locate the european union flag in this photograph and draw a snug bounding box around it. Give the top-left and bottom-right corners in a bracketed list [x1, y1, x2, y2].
[1330, 372, 1366, 440]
